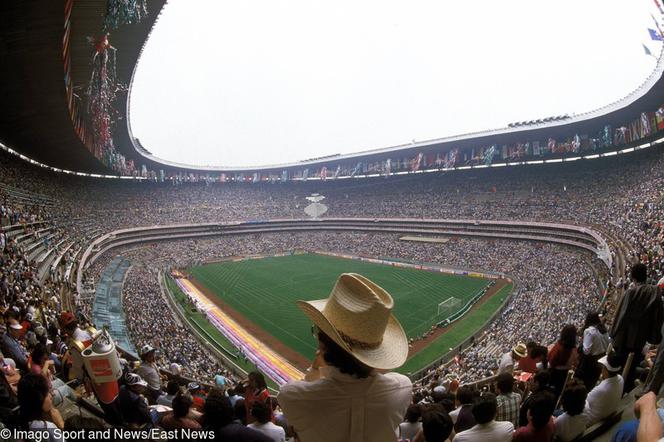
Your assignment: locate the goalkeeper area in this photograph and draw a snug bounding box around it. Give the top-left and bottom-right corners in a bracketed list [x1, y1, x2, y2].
[177, 252, 511, 375]
[438, 297, 462, 317]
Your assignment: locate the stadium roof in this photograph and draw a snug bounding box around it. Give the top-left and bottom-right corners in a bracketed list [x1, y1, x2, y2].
[2, 1, 664, 175]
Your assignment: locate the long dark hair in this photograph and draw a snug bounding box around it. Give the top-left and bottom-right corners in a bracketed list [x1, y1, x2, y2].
[18, 374, 50, 426]
[172, 390, 194, 419]
[201, 388, 232, 430]
[318, 331, 372, 379]
[582, 312, 607, 334]
[559, 324, 577, 349]
[248, 371, 267, 392]
[31, 343, 48, 367]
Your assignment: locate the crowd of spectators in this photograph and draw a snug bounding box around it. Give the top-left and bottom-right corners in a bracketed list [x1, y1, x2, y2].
[87, 231, 601, 387]
[0, 141, 663, 439]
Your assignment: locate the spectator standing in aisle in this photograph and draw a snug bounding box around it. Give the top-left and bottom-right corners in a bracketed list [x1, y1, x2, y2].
[610, 263, 663, 393]
[548, 324, 578, 400]
[575, 312, 609, 391]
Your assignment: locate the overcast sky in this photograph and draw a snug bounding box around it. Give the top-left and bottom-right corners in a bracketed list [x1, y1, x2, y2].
[130, 0, 661, 168]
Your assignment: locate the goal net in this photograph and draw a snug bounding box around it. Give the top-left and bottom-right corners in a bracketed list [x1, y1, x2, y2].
[437, 297, 462, 318]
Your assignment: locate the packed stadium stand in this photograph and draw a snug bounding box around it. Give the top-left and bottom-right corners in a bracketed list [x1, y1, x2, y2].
[3, 1, 664, 441]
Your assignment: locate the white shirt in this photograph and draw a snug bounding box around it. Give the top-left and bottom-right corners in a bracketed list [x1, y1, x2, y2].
[554, 408, 589, 442]
[452, 421, 514, 442]
[497, 353, 515, 374]
[449, 405, 462, 423]
[248, 421, 286, 442]
[585, 375, 623, 425]
[583, 326, 609, 356]
[398, 421, 422, 441]
[72, 327, 92, 342]
[137, 362, 162, 391]
[29, 420, 64, 442]
[277, 366, 412, 442]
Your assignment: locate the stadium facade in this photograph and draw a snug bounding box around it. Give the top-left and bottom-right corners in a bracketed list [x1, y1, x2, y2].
[2, 1, 664, 181]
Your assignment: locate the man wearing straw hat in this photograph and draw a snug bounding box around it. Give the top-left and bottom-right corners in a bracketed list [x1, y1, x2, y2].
[497, 343, 527, 375]
[278, 273, 413, 442]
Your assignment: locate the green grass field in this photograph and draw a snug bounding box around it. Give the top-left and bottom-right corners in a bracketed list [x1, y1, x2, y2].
[186, 253, 508, 373]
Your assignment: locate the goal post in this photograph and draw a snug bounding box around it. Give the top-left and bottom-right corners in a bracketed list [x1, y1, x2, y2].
[437, 297, 462, 318]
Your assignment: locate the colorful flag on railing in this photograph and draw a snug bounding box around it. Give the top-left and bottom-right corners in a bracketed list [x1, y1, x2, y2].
[649, 28, 663, 41]
[349, 162, 361, 177]
[411, 152, 423, 172]
[384, 158, 391, 177]
[445, 149, 459, 168]
[532, 141, 541, 156]
[602, 125, 612, 147]
[547, 138, 557, 154]
[483, 145, 496, 165]
[572, 134, 581, 153]
[641, 112, 653, 137]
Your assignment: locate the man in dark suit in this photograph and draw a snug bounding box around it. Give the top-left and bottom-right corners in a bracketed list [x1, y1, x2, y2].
[637, 276, 664, 396]
[610, 263, 663, 393]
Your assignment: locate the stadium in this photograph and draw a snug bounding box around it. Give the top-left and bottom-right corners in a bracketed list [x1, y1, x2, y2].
[1, 1, 664, 441]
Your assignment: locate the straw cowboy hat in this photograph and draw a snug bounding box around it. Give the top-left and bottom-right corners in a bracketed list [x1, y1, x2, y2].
[512, 343, 528, 359]
[297, 273, 408, 370]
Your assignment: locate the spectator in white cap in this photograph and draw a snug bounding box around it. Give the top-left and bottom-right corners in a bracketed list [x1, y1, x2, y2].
[1, 319, 28, 371]
[585, 352, 624, 426]
[118, 372, 152, 427]
[169, 362, 182, 376]
[278, 273, 412, 442]
[137, 344, 162, 404]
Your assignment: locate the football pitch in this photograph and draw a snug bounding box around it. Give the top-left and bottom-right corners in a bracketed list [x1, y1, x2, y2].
[185, 253, 511, 374]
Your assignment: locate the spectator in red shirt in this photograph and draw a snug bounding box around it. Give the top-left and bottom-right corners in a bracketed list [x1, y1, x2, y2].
[517, 342, 538, 373]
[518, 344, 548, 374]
[187, 382, 206, 411]
[244, 371, 271, 424]
[548, 325, 578, 400]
